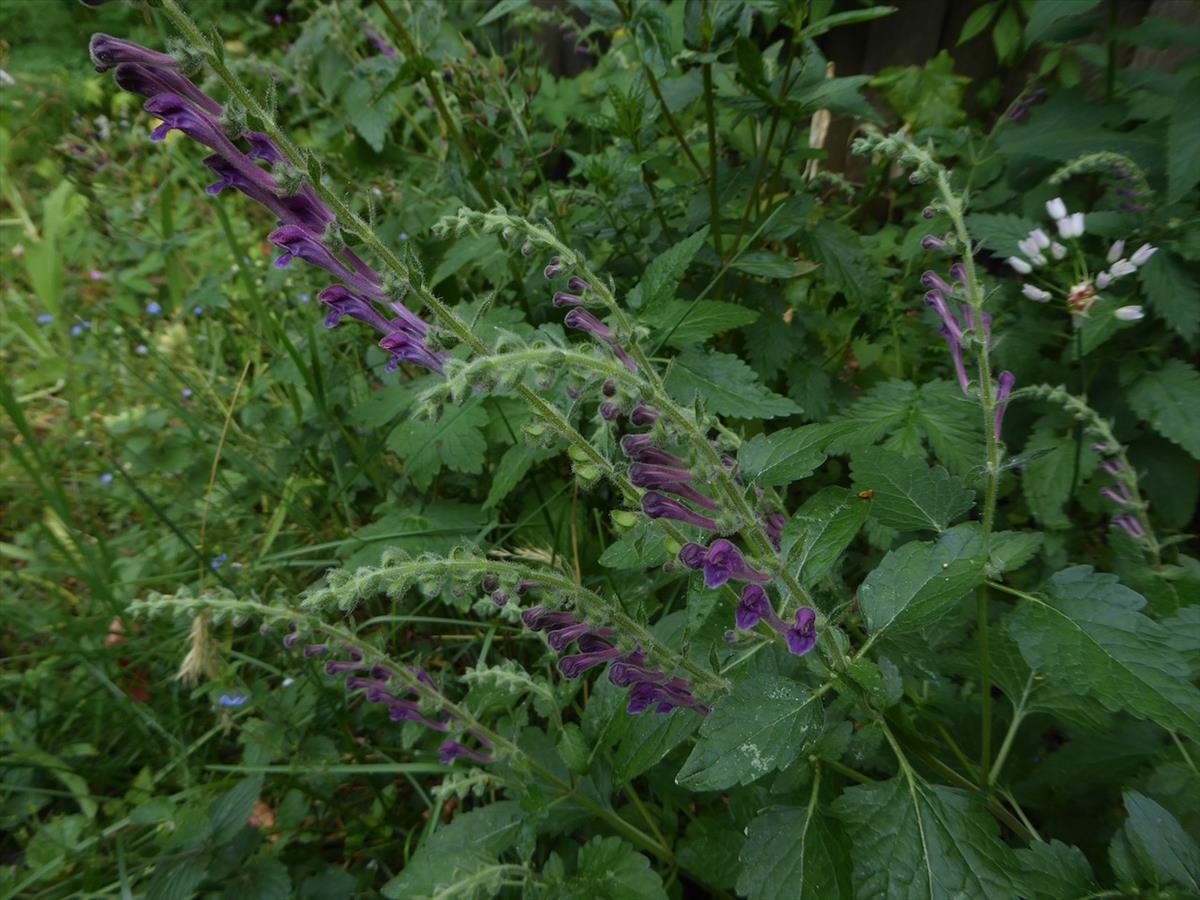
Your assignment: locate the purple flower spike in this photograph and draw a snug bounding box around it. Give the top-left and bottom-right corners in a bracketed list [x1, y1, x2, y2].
[940, 326, 971, 394]
[993, 371, 1016, 439]
[439, 740, 494, 765]
[678, 542, 706, 570]
[735, 584, 773, 630]
[113, 63, 222, 116]
[559, 643, 622, 678]
[630, 404, 660, 426]
[921, 271, 954, 295]
[567, 276, 591, 293]
[89, 34, 176, 73]
[641, 492, 718, 530]
[564, 307, 613, 340]
[702, 539, 770, 589]
[553, 291, 586, 308]
[630, 464, 716, 510]
[785, 607, 818, 656]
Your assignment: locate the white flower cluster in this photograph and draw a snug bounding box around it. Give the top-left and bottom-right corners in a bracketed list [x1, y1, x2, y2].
[1006, 197, 1155, 323]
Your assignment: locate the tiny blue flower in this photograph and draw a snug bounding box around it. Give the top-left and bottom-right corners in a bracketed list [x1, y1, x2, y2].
[135, 344, 148, 355]
[99, 472, 114, 486]
[37, 313, 54, 325]
[146, 301, 162, 315]
[181, 388, 193, 399]
[399, 231, 409, 241]
[81, 320, 91, 330]
[193, 306, 204, 315]
[282, 677, 295, 687]
[299, 293, 311, 303]
[218, 694, 248, 707]
[71, 325, 83, 336]
[242, 255, 250, 264]
[211, 552, 229, 570]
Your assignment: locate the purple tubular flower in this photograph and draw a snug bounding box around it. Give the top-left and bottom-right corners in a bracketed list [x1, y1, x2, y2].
[318, 285, 392, 332]
[620, 435, 686, 468]
[993, 371, 1016, 439]
[388, 701, 449, 731]
[629, 404, 660, 426]
[325, 659, 366, 675]
[1100, 459, 1123, 476]
[378, 330, 445, 375]
[544, 258, 562, 279]
[925, 291, 962, 344]
[641, 492, 718, 530]
[243, 131, 286, 165]
[922, 235, 946, 251]
[439, 740, 493, 765]
[940, 326, 971, 394]
[567, 276, 591, 293]
[678, 542, 706, 570]
[89, 34, 176, 72]
[608, 653, 665, 687]
[491, 591, 509, 606]
[601, 402, 619, 421]
[701, 539, 770, 589]
[113, 62, 222, 116]
[1101, 483, 1132, 506]
[559, 642, 622, 678]
[950, 263, 968, 286]
[303, 644, 330, 657]
[362, 23, 398, 58]
[269, 225, 367, 287]
[553, 291, 586, 308]
[764, 512, 786, 551]
[626, 677, 708, 716]
[202, 155, 333, 235]
[921, 270, 954, 295]
[630, 464, 717, 510]
[785, 607, 818, 656]
[521, 607, 580, 632]
[564, 308, 613, 340]
[282, 632, 302, 648]
[1113, 515, 1145, 539]
[606, 340, 639, 373]
[545, 622, 594, 652]
[735, 584, 774, 630]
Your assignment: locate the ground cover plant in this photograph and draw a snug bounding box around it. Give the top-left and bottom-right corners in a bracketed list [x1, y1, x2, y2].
[2, 0, 1199, 897]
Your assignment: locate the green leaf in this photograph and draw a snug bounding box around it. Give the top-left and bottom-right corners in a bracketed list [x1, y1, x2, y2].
[612, 706, 702, 782]
[964, 212, 1041, 260]
[665, 349, 801, 419]
[850, 447, 975, 533]
[208, 774, 263, 845]
[871, 51, 970, 130]
[1121, 790, 1200, 892]
[729, 250, 817, 280]
[737, 425, 828, 487]
[146, 852, 212, 900]
[642, 299, 759, 348]
[676, 676, 824, 791]
[736, 805, 851, 900]
[477, 0, 527, 27]
[1013, 840, 1098, 900]
[221, 858, 291, 900]
[857, 524, 986, 644]
[484, 444, 554, 509]
[802, 6, 896, 39]
[627, 227, 709, 310]
[387, 401, 491, 491]
[1020, 422, 1095, 528]
[1138, 251, 1200, 341]
[1127, 359, 1200, 460]
[381, 801, 523, 899]
[565, 836, 669, 900]
[957, 2, 998, 45]
[992, 5, 1021, 62]
[987, 531, 1044, 575]
[832, 777, 1020, 899]
[800, 222, 882, 305]
[341, 59, 400, 152]
[598, 520, 670, 569]
[1025, 0, 1102, 44]
[1008, 566, 1200, 741]
[1168, 80, 1200, 202]
[781, 487, 871, 588]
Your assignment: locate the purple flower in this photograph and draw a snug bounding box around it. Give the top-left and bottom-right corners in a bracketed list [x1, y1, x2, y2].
[921, 270, 954, 295]
[317, 285, 390, 332]
[218, 694, 249, 707]
[925, 290, 962, 343]
[629, 404, 660, 426]
[146, 301, 162, 315]
[379, 330, 445, 374]
[544, 256, 562, 279]
[363, 23, 398, 58]
[1100, 459, 1123, 476]
[36, 313, 53, 325]
[629, 463, 717, 510]
[1113, 515, 1145, 539]
[763, 512, 786, 550]
[439, 740, 493, 765]
[389, 701, 449, 731]
[785, 607, 818, 656]
[993, 371, 1015, 439]
[950, 262, 968, 285]
[642, 492, 718, 530]
[553, 291, 586, 308]
[700, 539, 769, 589]
[113, 62, 222, 116]
[99, 472, 114, 486]
[244, 131, 285, 165]
[940, 326, 970, 394]
[620, 435, 685, 468]
[678, 542, 706, 570]
[559, 642, 622, 678]
[601, 402, 619, 421]
[304, 644, 330, 657]
[210, 552, 228, 570]
[324, 659, 367, 675]
[564, 307, 613, 340]
[922, 235, 946, 251]
[1101, 483, 1132, 506]
[181, 388, 193, 399]
[89, 34, 176, 73]
[521, 607, 580, 632]
[567, 276, 591, 293]
[735, 584, 774, 630]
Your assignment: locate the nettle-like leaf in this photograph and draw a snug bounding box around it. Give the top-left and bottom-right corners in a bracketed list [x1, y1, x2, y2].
[387, 400, 491, 491]
[1008, 566, 1200, 741]
[1118, 791, 1200, 893]
[665, 348, 801, 419]
[381, 801, 522, 899]
[641, 299, 759, 348]
[626, 226, 708, 310]
[1137, 252, 1200, 341]
[1167, 77, 1200, 203]
[675, 675, 824, 791]
[1020, 419, 1098, 529]
[850, 447, 975, 533]
[857, 524, 987, 646]
[561, 836, 669, 900]
[832, 777, 1020, 899]
[736, 804, 852, 900]
[737, 425, 828, 487]
[1013, 840, 1099, 900]
[1127, 358, 1200, 461]
[781, 486, 871, 588]
[800, 221, 883, 305]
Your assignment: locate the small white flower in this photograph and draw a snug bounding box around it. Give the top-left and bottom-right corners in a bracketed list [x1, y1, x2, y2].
[1115, 305, 1144, 321]
[1030, 253, 1048, 267]
[1130, 243, 1157, 266]
[1051, 242, 1067, 260]
[1107, 240, 1125, 264]
[1056, 218, 1073, 239]
[282, 677, 295, 687]
[1022, 284, 1052, 302]
[1018, 237, 1040, 258]
[1030, 228, 1051, 249]
[1096, 271, 1113, 289]
[1046, 197, 1068, 220]
[1109, 259, 1136, 277]
[1007, 256, 1033, 274]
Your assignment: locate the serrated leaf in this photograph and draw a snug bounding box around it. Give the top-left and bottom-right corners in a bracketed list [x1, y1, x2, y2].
[858, 524, 986, 644]
[484, 444, 554, 509]
[737, 425, 828, 487]
[1127, 359, 1200, 460]
[387, 402, 490, 491]
[566, 836, 669, 900]
[1013, 840, 1098, 900]
[781, 487, 870, 587]
[627, 227, 708, 310]
[146, 853, 212, 900]
[1139, 252, 1200, 340]
[832, 777, 1020, 899]
[850, 447, 974, 533]
[987, 531, 1044, 575]
[1008, 566, 1200, 741]
[1025, 0, 1102, 44]
[665, 348, 801, 419]
[1121, 790, 1200, 892]
[871, 50, 970, 130]
[642, 299, 759, 348]
[598, 520, 670, 569]
[209, 774, 262, 845]
[221, 858, 290, 900]
[729, 250, 816, 280]
[612, 706, 701, 782]
[736, 805, 851, 900]
[1020, 422, 1096, 528]
[676, 676, 823, 790]
[381, 802, 522, 899]
[1168, 78, 1200, 203]
[800, 222, 882, 305]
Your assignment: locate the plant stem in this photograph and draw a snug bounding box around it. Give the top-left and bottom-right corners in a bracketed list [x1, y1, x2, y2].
[700, 0, 723, 261]
[989, 672, 1033, 786]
